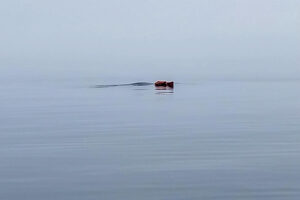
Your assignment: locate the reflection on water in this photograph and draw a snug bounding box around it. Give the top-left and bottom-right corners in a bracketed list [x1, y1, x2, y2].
[155, 86, 174, 95]
[1, 80, 300, 200]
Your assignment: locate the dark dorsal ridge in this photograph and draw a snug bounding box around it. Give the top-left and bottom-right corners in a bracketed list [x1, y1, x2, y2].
[94, 82, 153, 88]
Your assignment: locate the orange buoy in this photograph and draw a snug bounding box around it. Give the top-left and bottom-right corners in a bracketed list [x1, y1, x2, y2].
[155, 81, 174, 88]
[155, 81, 167, 87]
[167, 82, 174, 88]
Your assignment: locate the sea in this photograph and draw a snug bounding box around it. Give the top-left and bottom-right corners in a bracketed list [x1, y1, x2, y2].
[1, 75, 300, 200]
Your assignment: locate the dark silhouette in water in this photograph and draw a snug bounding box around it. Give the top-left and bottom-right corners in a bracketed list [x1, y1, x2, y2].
[94, 82, 153, 88]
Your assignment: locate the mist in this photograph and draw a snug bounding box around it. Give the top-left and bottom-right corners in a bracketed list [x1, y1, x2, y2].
[1, 0, 299, 81]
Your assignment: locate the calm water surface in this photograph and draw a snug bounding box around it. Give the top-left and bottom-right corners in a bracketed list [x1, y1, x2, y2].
[1, 78, 300, 199]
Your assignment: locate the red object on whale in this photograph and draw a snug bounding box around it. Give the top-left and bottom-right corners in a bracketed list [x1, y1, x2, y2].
[155, 81, 174, 88]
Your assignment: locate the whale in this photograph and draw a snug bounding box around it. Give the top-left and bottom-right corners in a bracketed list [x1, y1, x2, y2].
[94, 82, 153, 88]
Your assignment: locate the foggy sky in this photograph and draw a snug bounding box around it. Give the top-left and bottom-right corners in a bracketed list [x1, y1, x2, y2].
[1, 0, 300, 80]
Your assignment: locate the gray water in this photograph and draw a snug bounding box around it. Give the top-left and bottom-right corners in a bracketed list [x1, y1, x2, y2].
[1, 78, 300, 200]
